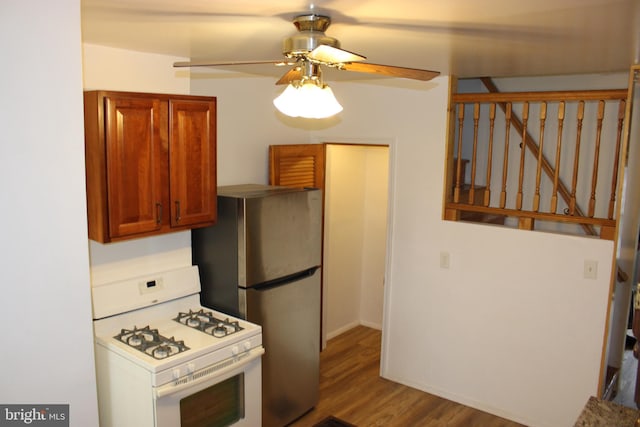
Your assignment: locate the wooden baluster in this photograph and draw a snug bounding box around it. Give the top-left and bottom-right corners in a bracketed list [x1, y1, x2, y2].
[609, 100, 626, 219]
[500, 103, 511, 209]
[569, 101, 585, 215]
[485, 103, 496, 206]
[533, 102, 547, 212]
[588, 101, 605, 217]
[454, 103, 465, 203]
[551, 102, 565, 213]
[469, 103, 480, 205]
[516, 102, 529, 210]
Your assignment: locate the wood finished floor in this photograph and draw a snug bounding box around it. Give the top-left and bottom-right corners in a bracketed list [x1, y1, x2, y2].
[289, 326, 526, 427]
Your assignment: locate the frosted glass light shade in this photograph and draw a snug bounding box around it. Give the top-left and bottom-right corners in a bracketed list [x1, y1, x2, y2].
[273, 82, 343, 119]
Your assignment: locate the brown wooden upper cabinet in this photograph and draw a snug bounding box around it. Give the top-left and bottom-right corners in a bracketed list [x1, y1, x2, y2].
[83, 91, 217, 243]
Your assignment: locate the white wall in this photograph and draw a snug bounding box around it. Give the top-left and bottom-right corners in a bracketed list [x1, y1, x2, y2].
[82, 44, 195, 286]
[324, 145, 366, 336]
[310, 78, 613, 427]
[190, 70, 311, 184]
[324, 144, 389, 338]
[0, 1, 99, 426]
[360, 146, 389, 328]
[458, 73, 632, 389]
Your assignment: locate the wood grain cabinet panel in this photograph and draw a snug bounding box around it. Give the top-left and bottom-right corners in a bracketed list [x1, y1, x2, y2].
[84, 91, 217, 243]
[169, 99, 217, 228]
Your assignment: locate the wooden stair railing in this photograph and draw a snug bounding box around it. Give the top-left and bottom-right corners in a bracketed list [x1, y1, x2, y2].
[452, 158, 506, 225]
[445, 84, 627, 240]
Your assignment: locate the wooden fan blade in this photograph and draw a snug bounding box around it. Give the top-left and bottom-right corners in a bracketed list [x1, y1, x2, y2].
[307, 45, 366, 64]
[173, 59, 293, 68]
[275, 68, 303, 85]
[341, 62, 440, 81]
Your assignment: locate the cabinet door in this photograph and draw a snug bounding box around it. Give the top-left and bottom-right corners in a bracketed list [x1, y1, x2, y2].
[105, 96, 167, 238]
[168, 98, 217, 227]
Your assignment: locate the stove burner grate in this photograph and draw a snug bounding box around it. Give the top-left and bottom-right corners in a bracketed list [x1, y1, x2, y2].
[174, 309, 244, 338]
[114, 326, 189, 360]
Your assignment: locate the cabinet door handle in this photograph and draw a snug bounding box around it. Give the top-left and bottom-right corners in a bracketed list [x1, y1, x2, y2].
[156, 203, 162, 225]
[175, 200, 181, 223]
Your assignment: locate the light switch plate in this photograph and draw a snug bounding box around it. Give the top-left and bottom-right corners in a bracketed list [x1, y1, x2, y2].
[584, 260, 598, 279]
[440, 252, 450, 269]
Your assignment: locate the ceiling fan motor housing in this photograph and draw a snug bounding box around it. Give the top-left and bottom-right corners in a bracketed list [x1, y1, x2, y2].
[283, 14, 340, 57]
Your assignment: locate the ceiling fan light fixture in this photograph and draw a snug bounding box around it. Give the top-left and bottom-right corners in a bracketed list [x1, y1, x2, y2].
[273, 81, 343, 119]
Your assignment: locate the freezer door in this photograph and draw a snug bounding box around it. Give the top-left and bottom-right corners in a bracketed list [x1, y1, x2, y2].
[243, 268, 320, 427]
[240, 188, 322, 287]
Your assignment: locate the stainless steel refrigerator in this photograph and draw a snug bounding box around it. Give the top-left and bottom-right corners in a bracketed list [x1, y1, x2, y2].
[192, 184, 322, 427]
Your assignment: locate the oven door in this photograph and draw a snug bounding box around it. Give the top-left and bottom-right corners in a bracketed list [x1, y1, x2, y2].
[154, 347, 263, 427]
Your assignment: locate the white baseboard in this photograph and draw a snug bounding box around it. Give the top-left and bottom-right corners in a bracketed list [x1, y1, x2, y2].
[360, 320, 382, 330]
[326, 321, 382, 341]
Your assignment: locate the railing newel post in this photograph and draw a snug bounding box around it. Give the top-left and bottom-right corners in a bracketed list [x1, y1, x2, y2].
[608, 100, 625, 219]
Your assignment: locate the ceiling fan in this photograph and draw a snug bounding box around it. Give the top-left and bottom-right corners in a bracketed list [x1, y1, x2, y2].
[173, 13, 440, 84]
[173, 13, 439, 118]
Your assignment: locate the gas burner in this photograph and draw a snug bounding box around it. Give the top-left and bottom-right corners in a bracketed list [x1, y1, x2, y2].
[212, 323, 227, 337]
[114, 326, 189, 360]
[174, 309, 243, 338]
[152, 345, 171, 359]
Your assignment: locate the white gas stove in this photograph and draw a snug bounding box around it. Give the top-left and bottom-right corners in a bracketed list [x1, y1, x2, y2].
[92, 266, 263, 427]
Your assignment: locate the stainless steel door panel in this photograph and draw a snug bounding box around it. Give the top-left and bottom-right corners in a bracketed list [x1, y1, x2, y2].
[239, 189, 321, 287]
[192, 186, 322, 316]
[243, 269, 320, 427]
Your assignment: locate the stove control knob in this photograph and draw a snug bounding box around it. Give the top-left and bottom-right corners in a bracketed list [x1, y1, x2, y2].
[187, 363, 195, 374]
[243, 341, 251, 352]
[232, 345, 239, 356]
[172, 368, 181, 380]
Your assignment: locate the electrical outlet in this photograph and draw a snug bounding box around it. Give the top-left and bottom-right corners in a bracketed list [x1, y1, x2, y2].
[440, 252, 450, 269]
[584, 260, 598, 279]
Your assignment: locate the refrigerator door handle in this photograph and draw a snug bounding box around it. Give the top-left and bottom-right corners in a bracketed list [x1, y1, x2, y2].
[250, 267, 320, 292]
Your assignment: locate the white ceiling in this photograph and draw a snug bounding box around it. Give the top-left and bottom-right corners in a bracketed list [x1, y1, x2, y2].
[81, 0, 640, 82]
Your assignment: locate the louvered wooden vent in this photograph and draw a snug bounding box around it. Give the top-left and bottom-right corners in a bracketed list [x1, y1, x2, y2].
[269, 144, 325, 189]
[278, 156, 317, 187]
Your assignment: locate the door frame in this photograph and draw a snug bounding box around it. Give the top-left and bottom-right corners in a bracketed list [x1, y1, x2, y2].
[270, 138, 397, 349]
[310, 137, 397, 350]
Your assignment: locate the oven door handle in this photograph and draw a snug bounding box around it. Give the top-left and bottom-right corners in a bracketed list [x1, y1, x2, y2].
[155, 346, 265, 399]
